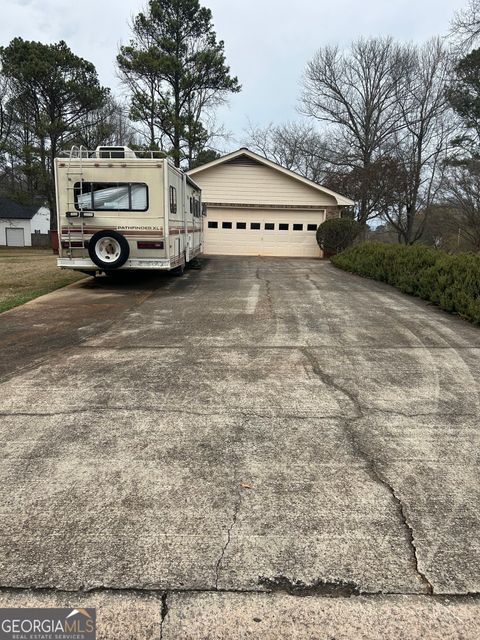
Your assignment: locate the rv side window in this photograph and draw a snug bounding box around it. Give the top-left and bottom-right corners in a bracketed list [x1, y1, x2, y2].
[191, 197, 200, 218]
[170, 186, 177, 214]
[74, 182, 148, 211]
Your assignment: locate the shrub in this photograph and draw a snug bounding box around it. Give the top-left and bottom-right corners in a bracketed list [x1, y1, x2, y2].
[331, 241, 480, 324]
[316, 218, 361, 255]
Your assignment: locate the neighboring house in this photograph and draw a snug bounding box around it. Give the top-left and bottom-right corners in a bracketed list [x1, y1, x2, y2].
[187, 148, 354, 258]
[0, 197, 50, 247]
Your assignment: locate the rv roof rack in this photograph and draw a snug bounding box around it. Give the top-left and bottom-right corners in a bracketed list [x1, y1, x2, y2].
[59, 146, 169, 160]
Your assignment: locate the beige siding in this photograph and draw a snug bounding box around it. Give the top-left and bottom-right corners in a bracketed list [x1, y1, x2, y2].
[196, 162, 337, 207]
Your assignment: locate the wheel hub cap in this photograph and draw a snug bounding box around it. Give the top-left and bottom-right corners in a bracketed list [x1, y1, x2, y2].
[95, 237, 121, 262]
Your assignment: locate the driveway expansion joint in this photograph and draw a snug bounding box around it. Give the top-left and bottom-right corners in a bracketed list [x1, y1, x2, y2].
[1, 586, 479, 599]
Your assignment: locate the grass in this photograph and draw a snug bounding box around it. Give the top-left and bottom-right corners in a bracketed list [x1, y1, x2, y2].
[0, 247, 85, 314]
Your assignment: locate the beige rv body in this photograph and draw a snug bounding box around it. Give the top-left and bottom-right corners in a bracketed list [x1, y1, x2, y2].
[55, 147, 203, 273]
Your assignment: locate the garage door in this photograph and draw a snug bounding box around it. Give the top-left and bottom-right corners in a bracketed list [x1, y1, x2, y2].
[6, 227, 25, 247]
[204, 209, 325, 257]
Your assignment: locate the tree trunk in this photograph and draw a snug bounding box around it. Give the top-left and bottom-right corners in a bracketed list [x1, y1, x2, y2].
[48, 139, 58, 230]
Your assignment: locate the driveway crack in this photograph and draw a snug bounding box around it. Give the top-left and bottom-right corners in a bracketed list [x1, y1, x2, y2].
[384, 478, 433, 594]
[301, 347, 434, 595]
[214, 491, 242, 590]
[214, 413, 251, 590]
[159, 591, 169, 640]
[255, 267, 274, 316]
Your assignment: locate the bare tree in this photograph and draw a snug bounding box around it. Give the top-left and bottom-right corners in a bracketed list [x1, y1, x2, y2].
[301, 37, 407, 225]
[451, 0, 480, 50]
[380, 39, 454, 243]
[244, 121, 329, 183]
[444, 161, 480, 250]
[72, 98, 138, 149]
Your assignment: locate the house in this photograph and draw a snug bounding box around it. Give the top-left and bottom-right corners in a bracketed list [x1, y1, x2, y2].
[187, 148, 354, 257]
[0, 197, 50, 247]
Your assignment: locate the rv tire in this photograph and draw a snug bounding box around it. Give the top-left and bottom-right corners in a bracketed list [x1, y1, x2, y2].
[89, 230, 130, 269]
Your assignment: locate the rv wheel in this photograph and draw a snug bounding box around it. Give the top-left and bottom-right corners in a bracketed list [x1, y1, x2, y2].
[88, 230, 130, 269]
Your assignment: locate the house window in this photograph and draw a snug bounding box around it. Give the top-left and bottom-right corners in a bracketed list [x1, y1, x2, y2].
[74, 182, 148, 212]
[236, 222, 246, 229]
[250, 222, 261, 230]
[208, 221, 218, 228]
[265, 223, 275, 230]
[222, 221, 232, 229]
[190, 197, 193, 214]
[169, 186, 177, 214]
[279, 223, 289, 231]
[307, 224, 318, 231]
[293, 224, 303, 231]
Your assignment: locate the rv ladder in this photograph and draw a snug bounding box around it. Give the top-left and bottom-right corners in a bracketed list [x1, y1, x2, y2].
[65, 145, 88, 258]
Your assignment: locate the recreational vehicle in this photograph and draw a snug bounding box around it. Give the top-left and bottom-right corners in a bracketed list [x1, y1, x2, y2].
[55, 146, 204, 275]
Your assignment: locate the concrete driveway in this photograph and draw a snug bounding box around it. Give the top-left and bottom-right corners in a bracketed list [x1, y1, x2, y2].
[1, 256, 480, 639]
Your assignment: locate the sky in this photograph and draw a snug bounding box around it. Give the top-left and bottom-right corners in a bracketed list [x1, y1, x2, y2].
[3, 0, 468, 150]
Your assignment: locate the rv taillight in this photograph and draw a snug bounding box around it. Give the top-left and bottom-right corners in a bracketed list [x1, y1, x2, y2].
[137, 241, 164, 250]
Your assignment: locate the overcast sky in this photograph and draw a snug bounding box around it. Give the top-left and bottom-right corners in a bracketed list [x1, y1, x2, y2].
[4, 0, 467, 149]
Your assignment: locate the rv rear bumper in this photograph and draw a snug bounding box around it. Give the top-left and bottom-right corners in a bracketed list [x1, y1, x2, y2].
[57, 257, 172, 271]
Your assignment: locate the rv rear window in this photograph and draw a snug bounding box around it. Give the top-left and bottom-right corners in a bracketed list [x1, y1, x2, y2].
[74, 182, 148, 212]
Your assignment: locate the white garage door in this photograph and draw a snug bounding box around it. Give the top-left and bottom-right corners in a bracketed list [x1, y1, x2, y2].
[204, 209, 325, 257]
[6, 227, 25, 247]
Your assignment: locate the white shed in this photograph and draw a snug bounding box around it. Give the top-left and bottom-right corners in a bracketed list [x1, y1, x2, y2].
[0, 197, 50, 247]
[187, 148, 354, 258]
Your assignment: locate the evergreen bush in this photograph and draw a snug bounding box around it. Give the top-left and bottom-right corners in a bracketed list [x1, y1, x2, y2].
[331, 242, 480, 323]
[316, 218, 362, 255]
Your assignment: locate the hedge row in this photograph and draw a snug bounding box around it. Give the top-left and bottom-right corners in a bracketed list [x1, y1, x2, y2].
[331, 241, 480, 324]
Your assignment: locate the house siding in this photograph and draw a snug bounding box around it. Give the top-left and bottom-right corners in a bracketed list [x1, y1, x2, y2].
[0, 219, 31, 246]
[195, 162, 338, 207]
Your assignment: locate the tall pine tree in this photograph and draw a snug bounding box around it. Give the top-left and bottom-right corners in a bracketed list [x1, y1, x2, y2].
[117, 0, 240, 167]
[0, 38, 109, 227]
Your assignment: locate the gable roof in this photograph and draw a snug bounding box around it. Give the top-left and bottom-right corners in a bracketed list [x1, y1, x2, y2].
[188, 148, 355, 207]
[0, 196, 39, 220]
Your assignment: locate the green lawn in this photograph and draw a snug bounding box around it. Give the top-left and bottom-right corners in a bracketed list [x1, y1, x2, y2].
[0, 247, 85, 314]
